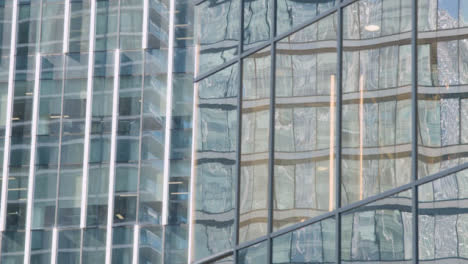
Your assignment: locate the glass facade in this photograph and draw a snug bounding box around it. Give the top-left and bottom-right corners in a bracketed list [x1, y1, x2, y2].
[190, 0, 468, 263]
[0, 0, 194, 263]
[2, 0, 468, 263]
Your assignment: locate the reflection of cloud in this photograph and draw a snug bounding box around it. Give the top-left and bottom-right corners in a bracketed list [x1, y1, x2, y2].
[438, 9, 458, 29]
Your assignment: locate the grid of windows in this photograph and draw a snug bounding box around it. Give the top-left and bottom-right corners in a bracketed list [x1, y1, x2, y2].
[190, 0, 468, 263]
[0, 0, 194, 263]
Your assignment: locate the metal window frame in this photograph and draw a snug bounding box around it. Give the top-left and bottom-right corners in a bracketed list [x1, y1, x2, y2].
[189, 0, 468, 263]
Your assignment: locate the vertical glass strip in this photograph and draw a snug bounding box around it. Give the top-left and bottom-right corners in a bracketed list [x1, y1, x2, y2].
[0, 0, 18, 233]
[40, 1, 65, 54]
[273, 12, 337, 231]
[417, 0, 468, 178]
[191, 64, 239, 261]
[86, 51, 114, 227]
[67, 0, 91, 53]
[95, 0, 119, 52]
[32, 54, 63, 229]
[119, 0, 143, 50]
[56, 53, 88, 227]
[23, 52, 41, 263]
[239, 47, 271, 243]
[341, 0, 412, 205]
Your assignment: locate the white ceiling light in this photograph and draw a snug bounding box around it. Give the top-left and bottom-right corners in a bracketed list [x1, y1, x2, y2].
[364, 24, 380, 32]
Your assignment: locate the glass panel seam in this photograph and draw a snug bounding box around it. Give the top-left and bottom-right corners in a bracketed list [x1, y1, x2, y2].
[336, 4, 343, 264]
[412, 0, 419, 262]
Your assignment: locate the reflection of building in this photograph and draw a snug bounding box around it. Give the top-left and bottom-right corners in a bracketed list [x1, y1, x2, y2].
[0, 0, 193, 263]
[190, 0, 468, 263]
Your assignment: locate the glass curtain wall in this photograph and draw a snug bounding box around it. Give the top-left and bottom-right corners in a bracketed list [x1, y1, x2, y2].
[191, 0, 468, 263]
[0, 0, 192, 263]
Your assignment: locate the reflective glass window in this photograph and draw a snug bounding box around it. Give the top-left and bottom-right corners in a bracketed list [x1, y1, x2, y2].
[237, 240, 267, 264]
[274, 13, 337, 231]
[40, 1, 65, 54]
[418, 0, 468, 178]
[341, 191, 413, 262]
[194, 0, 240, 76]
[277, 0, 336, 36]
[341, 0, 412, 205]
[68, 0, 91, 53]
[191, 64, 238, 261]
[239, 48, 270, 243]
[272, 218, 335, 263]
[243, 0, 272, 51]
[418, 166, 468, 261]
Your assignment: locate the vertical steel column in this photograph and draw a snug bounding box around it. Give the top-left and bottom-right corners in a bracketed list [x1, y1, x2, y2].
[81, 0, 97, 229]
[267, 0, 277, 261]
[105, 49, 120, 264]
[335, 4, 343, 264]
[51, 227, 58, 264]
[63, 0, 70, 54]
[411, 0, 419, 262]
[234, 0, 244, 261]
[24, 53, 41, 264]
[132, 224, 140, 264]
[142, 0, 149, 50]
[187, 83, 199, 263]
[0, 0, 18, 232]
[162, 0, 176, 226]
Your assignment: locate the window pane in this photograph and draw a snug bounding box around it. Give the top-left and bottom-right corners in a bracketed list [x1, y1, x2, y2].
[341, 191, 412, 262]
[238, 241, 267, 264]
[243, 0, 272, 51]
[418, 166, 468, 262]
[239, 48, 270, 243]
[194, 0, 240, 76]
[277, 0, 336, 36]
[40, 2, 64, 54]
[418, 0, 468, 178]
[273, 14, 337, 231]
[68, 0, 91, 52]
[341, 0, 412, 205]
[272, 217, 335, 263]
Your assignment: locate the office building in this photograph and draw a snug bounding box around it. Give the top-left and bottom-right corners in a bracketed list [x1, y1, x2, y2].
[0, 0, 193, 263]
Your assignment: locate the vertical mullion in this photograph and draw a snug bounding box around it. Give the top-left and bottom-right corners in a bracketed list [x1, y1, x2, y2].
[23, 53, 41, 264]
[142, 0, 149, 50]
[234, 0, 244, 261]
[187, 82, 198, 263]
[51, 227, 58, 264]
[267, 0, 277, 261]
[411, 0, 419, 262]
[161, 0, 175, 226]
[335, 4, 343, 264]
[63, 0, 70, 54]
[0, 0, 18, 233]
[131, 224, 140, 264]
[81, 0, 97, 229]
[105, 49, 120, 264]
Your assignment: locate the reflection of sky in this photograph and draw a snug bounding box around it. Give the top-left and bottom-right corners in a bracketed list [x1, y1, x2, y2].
[438, 0, 459, 20]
